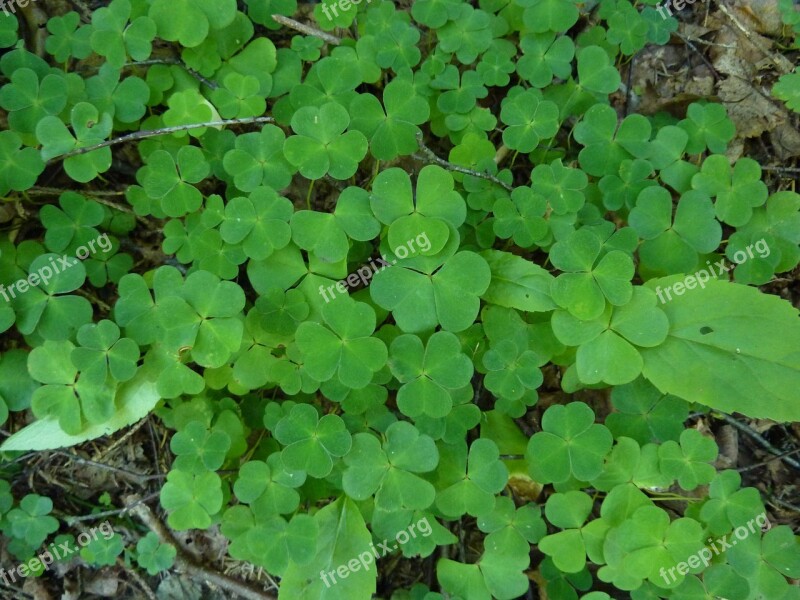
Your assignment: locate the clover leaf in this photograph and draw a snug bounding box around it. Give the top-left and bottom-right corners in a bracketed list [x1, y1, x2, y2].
[71, 319, 140, 384]
[388, 331, 473, 418]
[371, 251, 491, 333]
[0, 131, 44, 195]
[273, 403, 352, 478]
[136, 532, 177, 575]
[500, 89, 560, 152]
[658, 429, 718, 491]
[36, 102, 113, 182]
[349, 79, 430, 160]
[691, 155, 768, 227]
[0, 68, 67, 134]
[295, 298, 387, 388]
[140, 146, 210, 218]
[80, 534, 124, 567]
[220, 187, 293, 260]
[284, 102, 368, 180]
[550, 228, 635, 321]
[160, 470, 224, 530]
[629, 187, 722, 276]
[436, 439, 508, 518]
[343, 421, 438, 510]
[170, 420, 232, 474]
[154, 270, 245, 368]
[526, 402, 613, 484]
[3, 494, 59, 551]
[222, 126, 295, 192]
[678, 102, 735, 155]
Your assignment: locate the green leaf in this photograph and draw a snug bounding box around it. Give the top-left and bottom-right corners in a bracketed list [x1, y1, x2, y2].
[279, 497, 376, 600]
[526, 402, 613, 484]
[274, 403, 352, 478]
[0, 370, 160, 451]
[160, 470, 224, 530]
[480, 249, 556, 312]
[641, 279, 800, 421]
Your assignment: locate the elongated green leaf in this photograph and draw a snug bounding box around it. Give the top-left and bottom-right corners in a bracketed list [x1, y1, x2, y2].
[279, 496, 376, 600]
[641, 279, 800, 421]
[480, 249, 556, 312]
[0, 371, 159, 451]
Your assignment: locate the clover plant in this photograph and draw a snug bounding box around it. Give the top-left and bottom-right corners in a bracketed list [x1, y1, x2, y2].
[0, 1, 798, 599]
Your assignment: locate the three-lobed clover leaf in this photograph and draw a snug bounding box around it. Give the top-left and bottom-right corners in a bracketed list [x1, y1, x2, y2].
[388, 331, 473, 418]
[553, 287, 670, 385]
[28, 339, 116, 434]
[80, 534, 124, 567]
[222, 126, 295, 192]
[155, 270, 246, 368]
[629, 186, 722, 276]
[273, 403, 352, 478]
[136, 532, 177, 575]
[160, 470, 224, 530]
[3, 494, 59, 551]
[526, 402, 613, 484]
[500, 89, 560, 153]
[140, 146, 211, 218]
[343, 421, 439, 510]
[71, 319, 139, 384]
[678, 102, 736, 155]
[220, 187, 293, 261]
[691, 155, 768, 227]
[436, 439, 508, 518]
[40, 192, 104, 253]
[517, 32, 575, 88]
[295, 298, 387, 388]
[0, 131, 45, 196]
[658, 428, 718, 491]
[91, 0, 156, 68]
[349, 79, 430, 160]
[550, 228, 635, 321]
[371, 250, 491, 333]
[0, 68, 67, 134]
[46, 12, 92, 63]
[283, 102, 368, 180]
[36, 102, 113, 182]
[170, 420, 232, 474]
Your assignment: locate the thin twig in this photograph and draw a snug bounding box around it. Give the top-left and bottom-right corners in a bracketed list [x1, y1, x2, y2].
[49, 116, 275, 164]
[672, 31, 721, 80]
[126, 495, 277, 600]
[117, 556, 158, 600]
[61, 491, 161, 524]
[271, 14, 341, 45]
[711, 412, 800, 470]
[768, 495, 800, 513]
[414, 132, 514, 192]
[127, 59, 219, 89]
[28, 186, 126, 196]
[53, 451, 166, 484]
[738, 448, 800, 473]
